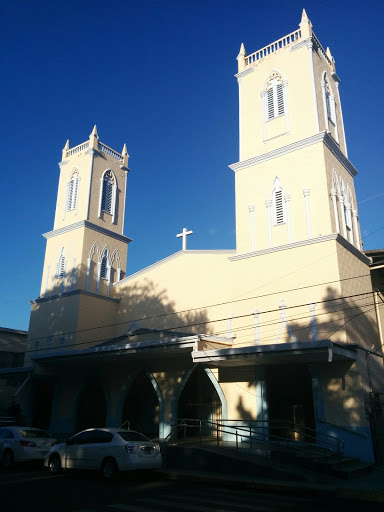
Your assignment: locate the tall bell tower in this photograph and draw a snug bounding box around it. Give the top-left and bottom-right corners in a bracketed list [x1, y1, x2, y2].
[231, 10, 361, 256]
[27, 127, 132, 355]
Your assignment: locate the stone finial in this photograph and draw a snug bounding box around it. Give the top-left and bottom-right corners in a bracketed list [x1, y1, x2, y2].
[62, 139, 69, 160]
[122, 143, 129, 166]
[299, 8, 312, 38]
[237, 43, 247, 73]
[89, 124, 99, 149]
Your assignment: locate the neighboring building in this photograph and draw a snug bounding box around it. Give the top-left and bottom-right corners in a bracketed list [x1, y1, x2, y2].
[13, 10, 384, 462]
[0, 327, 28, 416]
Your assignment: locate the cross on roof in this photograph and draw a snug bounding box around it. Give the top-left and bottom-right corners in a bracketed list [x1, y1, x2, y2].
[176, 227, 193, 250]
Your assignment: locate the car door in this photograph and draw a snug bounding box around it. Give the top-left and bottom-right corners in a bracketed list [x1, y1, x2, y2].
[80, 430, 114, 469]
[64, 431, 92, 469]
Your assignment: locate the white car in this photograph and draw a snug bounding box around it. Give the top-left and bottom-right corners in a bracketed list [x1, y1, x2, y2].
[45, 427, 162, 479]
[0, 426, 57, 468]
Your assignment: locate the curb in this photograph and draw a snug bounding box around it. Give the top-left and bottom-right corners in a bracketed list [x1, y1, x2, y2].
[160, 469, 384, 503]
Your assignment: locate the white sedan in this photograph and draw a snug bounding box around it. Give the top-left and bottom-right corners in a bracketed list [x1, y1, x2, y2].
[45, 428, 162, 479]
[0, 426, 57, 468]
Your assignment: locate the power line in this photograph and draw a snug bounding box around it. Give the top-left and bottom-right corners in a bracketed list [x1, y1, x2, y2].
[22, 294, 383, 356]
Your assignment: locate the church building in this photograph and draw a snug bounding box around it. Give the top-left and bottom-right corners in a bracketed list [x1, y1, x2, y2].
[13, 10, 384, 463]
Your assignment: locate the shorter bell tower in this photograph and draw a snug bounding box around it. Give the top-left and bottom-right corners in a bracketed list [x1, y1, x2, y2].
[27, 128, 132, 357]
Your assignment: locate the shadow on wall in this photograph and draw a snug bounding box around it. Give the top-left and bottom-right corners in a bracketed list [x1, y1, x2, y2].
[27, 265, 211, 360]
[115, 278, 211, 335]
[284, 285, 384, 439]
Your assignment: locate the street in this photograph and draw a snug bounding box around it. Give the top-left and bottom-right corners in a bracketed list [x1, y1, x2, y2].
[0, 464, 382, 512]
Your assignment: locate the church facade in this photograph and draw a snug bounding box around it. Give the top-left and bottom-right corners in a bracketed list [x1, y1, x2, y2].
[17, 11, 384, 463]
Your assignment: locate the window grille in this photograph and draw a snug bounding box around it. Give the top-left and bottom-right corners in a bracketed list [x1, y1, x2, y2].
[274, 190, 284, 224]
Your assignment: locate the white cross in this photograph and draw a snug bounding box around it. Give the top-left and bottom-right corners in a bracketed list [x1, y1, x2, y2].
[176, 227, 193, 250]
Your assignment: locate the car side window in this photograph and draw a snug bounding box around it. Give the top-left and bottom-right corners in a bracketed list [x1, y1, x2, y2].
[88, 430, 114, 444]
[71, 432, 92, 445]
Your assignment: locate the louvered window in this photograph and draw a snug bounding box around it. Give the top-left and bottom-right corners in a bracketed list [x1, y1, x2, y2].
[274, 190, 284, 224]
[324, 79, 336, 124]
[101, 171, 113, 214]
[100, 251, 108, 279]
[56, 253, 66, 278]
[326, 90, 331, 120]
[266, 76, 285, 120]
[272, 178, 285, 225]
[67, 173, 79, 211]
[276, 83, 284, 115]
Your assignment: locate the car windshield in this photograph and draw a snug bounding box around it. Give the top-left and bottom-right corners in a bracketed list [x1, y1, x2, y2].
[18, 429, 51, 439]
[117, 431, 150, 442]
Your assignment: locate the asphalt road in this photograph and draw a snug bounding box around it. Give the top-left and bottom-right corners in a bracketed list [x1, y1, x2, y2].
[0, 464, 382, 512]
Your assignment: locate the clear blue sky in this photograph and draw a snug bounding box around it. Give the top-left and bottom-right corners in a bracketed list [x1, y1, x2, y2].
[1, 0, 383, 331]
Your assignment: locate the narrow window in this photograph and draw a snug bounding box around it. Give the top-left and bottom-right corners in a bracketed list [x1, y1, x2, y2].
[324, 78, 336, 125]
[101, 171, 114, 214]
[100, 250, 108, 279]
[272, 177, 285, 225]
[266, 73, 285, 120]
[67, 172, 79, 211]
[56, 249, 66, 278]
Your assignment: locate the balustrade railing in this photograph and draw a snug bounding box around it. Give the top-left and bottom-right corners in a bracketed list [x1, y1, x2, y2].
[67, 141, 89, 157]
[246, 29, 301, 66]
[98, 142, 122, 161]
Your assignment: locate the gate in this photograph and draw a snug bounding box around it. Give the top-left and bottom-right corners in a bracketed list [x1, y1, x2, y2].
[369, 392, 384, 465]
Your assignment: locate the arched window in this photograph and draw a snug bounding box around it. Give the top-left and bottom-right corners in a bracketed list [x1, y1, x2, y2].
[323, 75, 336, 125]
[99, 170, 117, 223]
[266, 72, 285, 120]
[101, 171, 114, 214]
[272, 177, 285, 225]
[100, 249, 108, 280]
[67, 171, 79, 211]
[56, 248, 66, 278]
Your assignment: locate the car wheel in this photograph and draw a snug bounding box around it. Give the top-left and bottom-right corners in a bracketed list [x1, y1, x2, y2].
[49, 454, 62, 474]
[102, 458, 117, 480]
[1, 449, 14, 469]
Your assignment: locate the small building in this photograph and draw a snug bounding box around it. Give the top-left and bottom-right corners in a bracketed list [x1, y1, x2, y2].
[0, 327, 28, 419]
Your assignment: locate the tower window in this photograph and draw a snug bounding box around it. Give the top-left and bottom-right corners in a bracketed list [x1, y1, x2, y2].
[272, 177, 285, 225]
[100, 250, 108, 279]
[324, 77, 336, 125]
[56, 249, 66, 278]
[266, 73, 285, 120]
[67, 172, 79, 211]
[101, 171, 113, 214]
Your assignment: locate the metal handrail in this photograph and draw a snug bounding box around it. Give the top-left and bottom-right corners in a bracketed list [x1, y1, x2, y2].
[166, 418, 345, 463]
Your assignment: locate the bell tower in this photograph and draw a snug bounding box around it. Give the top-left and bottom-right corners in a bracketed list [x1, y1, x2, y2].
[231, 10, 361, 256]
[27, 128, 132, 355]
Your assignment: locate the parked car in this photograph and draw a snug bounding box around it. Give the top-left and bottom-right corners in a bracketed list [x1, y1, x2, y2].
[45, 427, 162, 479]
[0, 426, 57, 468]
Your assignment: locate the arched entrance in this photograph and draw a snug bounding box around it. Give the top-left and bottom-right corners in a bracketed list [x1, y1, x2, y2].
[178, 366, 222, 437]
[76, 379, 107, 432]
[122, 372, 160, 439]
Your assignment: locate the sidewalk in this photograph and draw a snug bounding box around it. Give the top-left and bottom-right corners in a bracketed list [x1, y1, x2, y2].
[160, 465, 384, 504]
